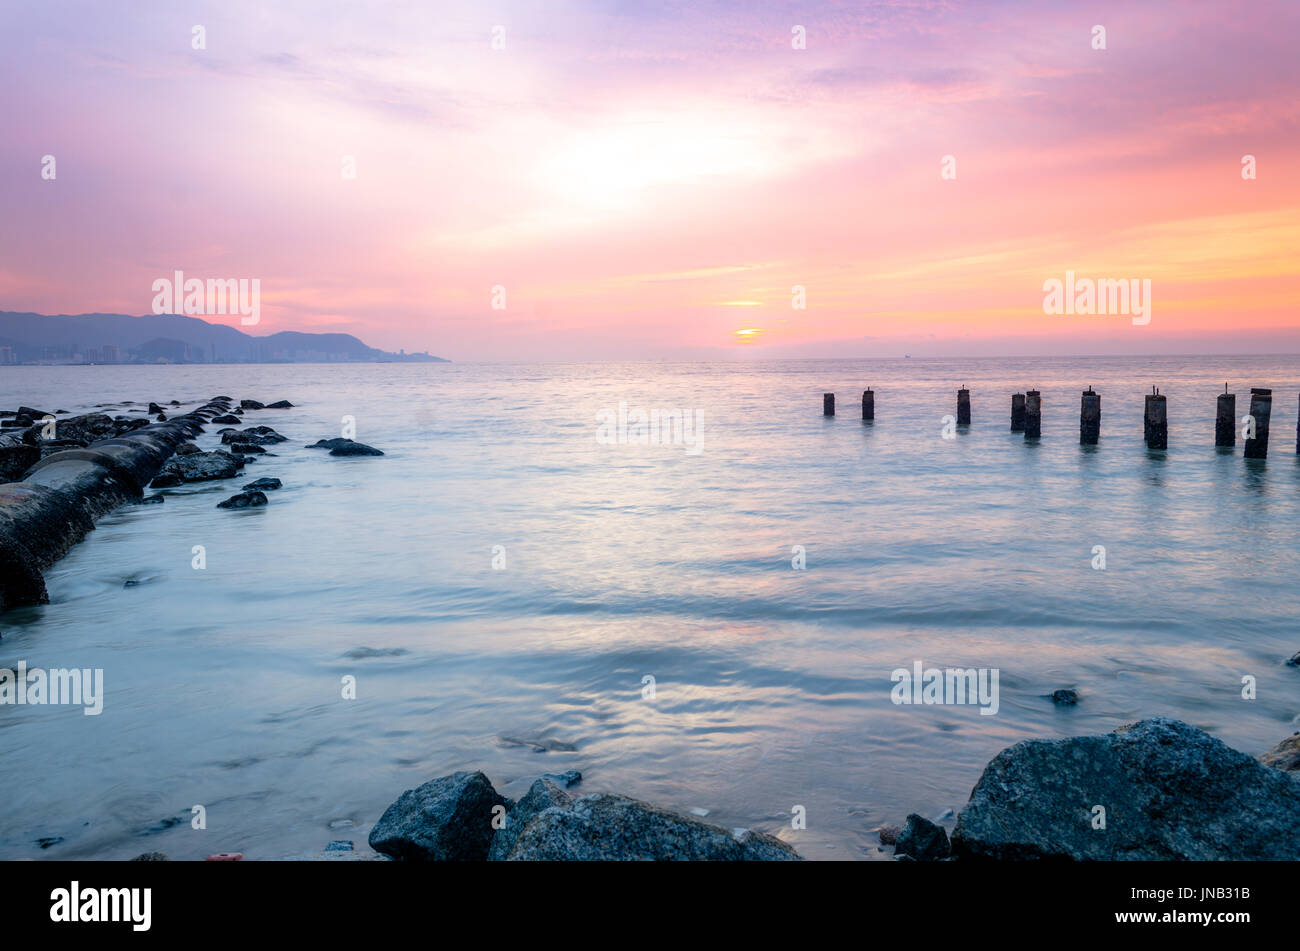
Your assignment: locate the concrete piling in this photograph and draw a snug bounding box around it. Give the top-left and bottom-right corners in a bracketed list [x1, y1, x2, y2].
[1080, 388, 1100, 445]
[957, 388, 970, 425]
[1010, 393, 1026, 432]
[823, 393, 835, 417]
[1144, 387, 1167, 450]
[862, 389, 874, 421]
[1244, 388, 1272, 459]
[1024, 391, 1041, 439]
[1215, 386, 1235, 448]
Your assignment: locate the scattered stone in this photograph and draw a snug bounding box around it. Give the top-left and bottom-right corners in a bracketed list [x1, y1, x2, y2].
[36, 836, 63, 849]
[243, 477, 282, 491]
[229, 442, 266, 454]
[217, 490, 268, 509]
[895, 814, 950, 861]
[212, 414, 240, 424]
[877, 824, 901, 846]
[1260, 733, 1300, 773]
[240, 399, 265, 410]
[221, 426, 287, 446]
[176, 442, 200, 455]
[325, 840, 354, 852]
[497, 734, 577, 753]
[265, 400, 294, 408]
[204, 852, 244, 861]
[1286, 651, 1300, 667]
[305, 437, 384, 456]
[129, 852, 170, 861]
[0, 443, 39, 480]
[544, 770, 582, 788]
[951, 717, 1300, 860]
[369, 771, 507, 861]
[147, 402, 164, 415]
[1050, 688, 1079, 705]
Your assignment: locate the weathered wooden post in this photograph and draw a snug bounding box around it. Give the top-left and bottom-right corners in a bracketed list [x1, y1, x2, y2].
[1244, 388, 1271, 459]
[862, 389, 874, 420]
[1080, 388, 1100, 444]
[1144, 387, 1167, 450]
[1010, 393, 1026, 432]
[823, 393, 835, 416]
[957, 388, 970, 425]
[1215, 385, 1235, 448]
[1024, 390, 1041, 439]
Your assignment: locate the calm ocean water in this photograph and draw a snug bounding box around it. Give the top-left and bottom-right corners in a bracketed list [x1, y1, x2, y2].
[2, 356, 1299, 860]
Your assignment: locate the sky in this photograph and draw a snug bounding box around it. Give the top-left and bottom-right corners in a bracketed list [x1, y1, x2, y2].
[1, 0, 1298, 361]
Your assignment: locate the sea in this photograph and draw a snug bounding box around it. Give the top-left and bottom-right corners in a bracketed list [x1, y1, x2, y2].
[2, 355, 1299, 860]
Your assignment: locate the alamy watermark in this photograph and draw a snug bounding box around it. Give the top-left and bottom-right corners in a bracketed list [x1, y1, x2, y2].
[151, 269, 260, 325]
[1042, 270, 1151, 325]
[596, 401, 704, 454]
[890, 661, 999, 716]
[0, 662, 103, 715]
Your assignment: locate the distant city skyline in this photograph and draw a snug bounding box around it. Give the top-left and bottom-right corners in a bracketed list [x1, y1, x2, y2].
[2, 1, 1298, 361]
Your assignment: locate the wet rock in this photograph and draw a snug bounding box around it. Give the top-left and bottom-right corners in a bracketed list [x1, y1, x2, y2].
[148, 402, 164, 415]
[240, 399, 265, 410]
[325, 840, 354, 852]
[129, 852, 170, 861]
[1286, 651, 1300, 667]
[221, 426, 287, 446]
[128, 495, 164, 505]
[951, 717, 1300, 861]
[112, 417, 150, 435]
[36, 836, 63, 849]
[503, 794, 800, 861]
[489, 777, 573, 861]
[265, 400, 294, 409]
[306, 437, 384, 456]
[1050, 689, 1078, 705]
[369, 771, 507, 861]
[544, 769, 582, 788]
[156, 412, 167, 421]
[26, 412, 115, 445]
[243, 477, 282, 491]
[877, 824, 901, 846]
[229, 442, 266, 454]
[212, 414, 241, 425]
[1260, 733, 1300, 773]
[151, 450, 241, 486]
[176, 442, 201, 455]
[17, 406, 51, 420]
[895, 814, 949, 861]
[169, 400, 180, 407]
[217, 490, 268, 509]
[0, 443, 39, 480]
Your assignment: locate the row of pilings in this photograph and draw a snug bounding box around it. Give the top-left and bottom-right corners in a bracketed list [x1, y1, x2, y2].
[821, 386, 1284, 457]
[0, 397, 234, 612]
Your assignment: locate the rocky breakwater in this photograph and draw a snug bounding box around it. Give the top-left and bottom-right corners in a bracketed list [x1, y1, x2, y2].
[368, 771, 801, 861]
[0, 397, 233, 612]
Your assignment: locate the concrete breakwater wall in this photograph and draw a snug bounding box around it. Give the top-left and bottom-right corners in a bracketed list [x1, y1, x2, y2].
[0, 398, 232, 612]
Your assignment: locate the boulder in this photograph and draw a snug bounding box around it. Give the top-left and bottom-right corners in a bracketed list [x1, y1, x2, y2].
[895, 814, 950, 861]
[217, 490, 267, 509]
[1260, 733, 1300, 773]
[240, 399, 265, 410]
[489, 777, 572, 861]
[1050, 689, 1079, 705]
[229, 442, 266, 455]
[151, 450, 241, 486]
[176, 442, 201, 455]
[503, 793, 801, 861]
[306, 437, 385, 456]
[243, 478, 282, 491]
[211, 415, 241, 425]
[148, 402, 164, 415]
[221, 427, 287, 446]
[265, 400, 294, 408]
[950, 718, 1300, 860]
[369, 771, 507, 861]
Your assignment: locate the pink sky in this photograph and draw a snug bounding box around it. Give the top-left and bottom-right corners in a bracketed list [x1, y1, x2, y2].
[2, 0, 1298, 360]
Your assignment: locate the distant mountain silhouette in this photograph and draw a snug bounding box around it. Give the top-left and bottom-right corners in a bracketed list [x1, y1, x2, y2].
[0, 311, 448, 364]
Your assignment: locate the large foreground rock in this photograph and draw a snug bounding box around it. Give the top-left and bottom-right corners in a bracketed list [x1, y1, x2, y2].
[368, 771, 506, 861]
[488, 777, 572, 861]
[951, 718, 1300, 861]
[504, 793, 801, 861]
